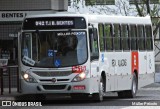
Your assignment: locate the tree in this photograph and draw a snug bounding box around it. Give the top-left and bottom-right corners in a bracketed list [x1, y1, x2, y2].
[133, 0, 160, 38]
[69, 0, 133, 15]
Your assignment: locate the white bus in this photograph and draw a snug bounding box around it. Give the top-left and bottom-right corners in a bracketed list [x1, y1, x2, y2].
[18, 13, 155, 101]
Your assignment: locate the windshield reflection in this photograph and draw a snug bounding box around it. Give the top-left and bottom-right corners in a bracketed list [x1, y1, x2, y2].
[21, 31, 87, 67]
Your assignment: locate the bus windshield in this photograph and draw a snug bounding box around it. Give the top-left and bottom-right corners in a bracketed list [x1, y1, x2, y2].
[21, 31, 87, 68]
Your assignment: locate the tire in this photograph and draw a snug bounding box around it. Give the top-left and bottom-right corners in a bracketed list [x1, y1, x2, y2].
[93, 77, 104, 102]
[127, 73, 138, 98]
[118, 73, 138, 98]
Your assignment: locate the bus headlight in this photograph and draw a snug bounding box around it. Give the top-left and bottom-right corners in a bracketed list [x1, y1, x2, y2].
[22, 73, 37, 83]
[72, 71, 87, 82]
[23, 73, 29, 79]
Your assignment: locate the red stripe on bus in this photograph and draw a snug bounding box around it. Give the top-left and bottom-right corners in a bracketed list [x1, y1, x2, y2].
[131, 52, 139, 74]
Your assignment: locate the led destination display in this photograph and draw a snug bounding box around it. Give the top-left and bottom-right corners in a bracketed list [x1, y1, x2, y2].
[23, 17, 86, 30]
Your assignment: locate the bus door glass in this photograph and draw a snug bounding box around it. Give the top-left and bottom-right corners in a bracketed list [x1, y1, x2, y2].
[89, 28, 99, 61]
[89, 28, 99, 77]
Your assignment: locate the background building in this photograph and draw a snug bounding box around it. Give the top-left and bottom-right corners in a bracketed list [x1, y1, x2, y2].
[0, 0, 68, 65]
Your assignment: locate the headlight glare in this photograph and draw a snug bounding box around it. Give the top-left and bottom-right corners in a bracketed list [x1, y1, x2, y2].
[23, 73, 29, 79]
[72, 71, 87, 82]
[22, 72, 37, 83]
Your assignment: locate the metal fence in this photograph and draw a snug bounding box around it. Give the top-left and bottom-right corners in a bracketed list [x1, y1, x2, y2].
[0, 65, 19, 95]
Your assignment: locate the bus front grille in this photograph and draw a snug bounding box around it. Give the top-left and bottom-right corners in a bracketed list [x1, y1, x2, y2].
[39, 79, 70, 82]
[33, 71, 72, 77]
[42, 85, 66, 90]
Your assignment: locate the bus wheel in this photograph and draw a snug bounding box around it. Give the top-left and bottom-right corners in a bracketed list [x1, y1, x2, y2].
[127, 73, 138, 98]
[93, 77, 104, 102]
[118, 73, 138, 98]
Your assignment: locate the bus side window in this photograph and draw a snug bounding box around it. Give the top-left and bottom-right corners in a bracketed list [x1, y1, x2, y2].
[113, 24, 121, 51]
[98, 23, 105, 51]
[104, 24, 113, 50]
[130, 25, 137, 50]
[121, 25, 130, 51]
[145, 25, 153, 51]
[89, 28, 99, 61]
[137, 25, 145, 51]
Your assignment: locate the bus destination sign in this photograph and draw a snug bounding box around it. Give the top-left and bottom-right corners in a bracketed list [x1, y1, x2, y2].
[35, 20, 74, 26]
[23, 17, 86, 30]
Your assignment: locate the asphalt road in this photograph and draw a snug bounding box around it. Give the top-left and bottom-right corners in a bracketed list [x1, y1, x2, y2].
[1, 83, 160, 109]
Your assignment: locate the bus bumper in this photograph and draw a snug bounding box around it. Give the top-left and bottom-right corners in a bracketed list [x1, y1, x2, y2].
[20, 77, 99, 94]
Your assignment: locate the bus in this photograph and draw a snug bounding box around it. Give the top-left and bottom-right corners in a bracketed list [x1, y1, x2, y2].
[18, 13, 155, 101]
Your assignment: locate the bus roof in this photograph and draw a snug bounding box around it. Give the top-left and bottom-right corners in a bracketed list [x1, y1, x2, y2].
[87, 14, 151, 25]
[25, 13, 152, 25]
